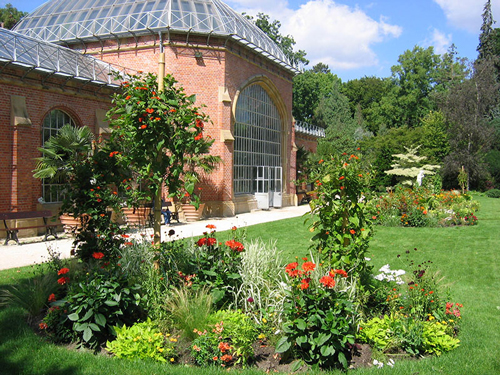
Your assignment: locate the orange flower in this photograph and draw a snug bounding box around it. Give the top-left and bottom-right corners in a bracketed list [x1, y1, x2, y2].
[39, 322, 48, 330]
[302, 261, 316, 272]
[206, 224, 216, 229]
[339, 176, 345, 180]
[319, 275, 336, 288]
[300, 278, 310, 290]
[194, 133, 203, 141]
[48, 293, 56, 302]
[169, 108, 176, 113]
[92, 252, 105, 259]
[58, 268, 70, 275]
[146, 108, 154, 114]
[350, 229, 355, 234]
[318, 159, 324, 164]
[141, 125, 147, 129]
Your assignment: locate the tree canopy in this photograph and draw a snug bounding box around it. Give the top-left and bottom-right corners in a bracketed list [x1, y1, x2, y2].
[0, 3, 27, 29]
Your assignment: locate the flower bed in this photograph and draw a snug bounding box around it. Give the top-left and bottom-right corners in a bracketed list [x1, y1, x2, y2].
[369, 185, 479, 227]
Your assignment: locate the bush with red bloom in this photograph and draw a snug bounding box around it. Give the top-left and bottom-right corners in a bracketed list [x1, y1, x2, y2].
[58, 268, 70, 275]
[92, 252, 105, 260]
[48, 293, 57, 302]
[302, 261, 316, 272]
[319, 275, 336, 288]
[57, 276, 70, 285]
[225, 239, 244, 252]
[197, 237, 207, 246]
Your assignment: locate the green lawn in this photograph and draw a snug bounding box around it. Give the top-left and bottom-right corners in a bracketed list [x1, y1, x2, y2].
[0, 196, 498, 374]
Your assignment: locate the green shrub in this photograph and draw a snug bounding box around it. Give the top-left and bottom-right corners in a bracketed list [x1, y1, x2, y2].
[485, 188, 500, 198]
[208, 310, 258, 366]
[106, 318, 177, 363]
[66, 271, 143, 350]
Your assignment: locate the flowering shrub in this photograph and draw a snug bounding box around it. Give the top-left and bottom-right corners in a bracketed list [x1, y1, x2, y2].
[276, 258, 356, 369]
[370, 186, 479, 227]
[186, 225, 245, 308]
[307, 154, 374, 284]
[106, 318, 177, 363]
[191, 322, 235, 367]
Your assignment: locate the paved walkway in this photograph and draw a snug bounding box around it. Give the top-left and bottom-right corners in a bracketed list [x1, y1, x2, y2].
[0, 205, 310, 271]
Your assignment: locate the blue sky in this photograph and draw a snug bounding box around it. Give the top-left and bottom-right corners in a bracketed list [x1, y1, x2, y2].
[8, 0, 499, 81]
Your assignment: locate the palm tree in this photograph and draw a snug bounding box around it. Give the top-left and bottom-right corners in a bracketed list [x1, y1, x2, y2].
[33, 124, 93, 183]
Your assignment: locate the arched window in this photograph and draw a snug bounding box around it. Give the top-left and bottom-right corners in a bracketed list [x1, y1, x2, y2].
[233, 84, 282, 195]
[41, 109, 77, 203]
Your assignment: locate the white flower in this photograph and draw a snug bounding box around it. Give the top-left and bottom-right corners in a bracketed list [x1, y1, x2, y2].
[365, 257, 371, 261]
[387, 359, 395, 367]
[373, 359, 384, 368]
[274, 330, 281, 335]
[90, 178, 97, 185]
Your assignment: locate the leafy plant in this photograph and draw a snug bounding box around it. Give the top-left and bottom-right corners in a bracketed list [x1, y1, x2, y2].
[307, 154, 374, 285]
[276, 258, 356, 369]
[207, 310, 258, 366]
[485, 188, 500, 198]
[106, 318, 177, 363]
[65, 271, 143, 350]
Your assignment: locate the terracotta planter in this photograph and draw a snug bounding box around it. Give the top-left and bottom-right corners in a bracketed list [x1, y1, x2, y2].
[59, 213, 89, 234]
[181, 203, 205, 222]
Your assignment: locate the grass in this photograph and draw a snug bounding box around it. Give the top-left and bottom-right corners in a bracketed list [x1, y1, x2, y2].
[0, 196, 499, 374]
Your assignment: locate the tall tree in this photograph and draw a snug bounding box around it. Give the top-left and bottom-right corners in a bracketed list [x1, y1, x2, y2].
[477, 0, 495, 61]
[246, 13, 309, 67]
[0, 3, 27, 29]
[390, 46, 442, 128]
[439, 60, 500, 189]
[292, 68, 341, 125]
[315, 83, 359, 157]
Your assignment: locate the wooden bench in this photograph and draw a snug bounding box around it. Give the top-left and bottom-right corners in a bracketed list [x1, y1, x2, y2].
[148, 201, 180, 225]
[0, 210, 59, 245]
[122, 206, 152, 227]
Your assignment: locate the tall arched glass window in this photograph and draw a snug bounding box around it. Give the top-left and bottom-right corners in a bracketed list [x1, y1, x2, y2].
[233, 84, 282, 194]
[41, 109, 77, 203]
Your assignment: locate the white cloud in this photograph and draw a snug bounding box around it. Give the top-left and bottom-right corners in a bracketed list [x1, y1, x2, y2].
[424, 28, 453, 54]
[226, 0, 402, 71]
[281, 1, 402, 70]
[433, 0, 500, 33]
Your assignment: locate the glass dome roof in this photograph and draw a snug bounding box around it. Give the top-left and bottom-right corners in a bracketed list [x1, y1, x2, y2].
[13, 0, 297, 73]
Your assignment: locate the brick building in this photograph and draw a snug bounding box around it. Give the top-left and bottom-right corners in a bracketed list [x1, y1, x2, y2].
[2, 0, 322, 235]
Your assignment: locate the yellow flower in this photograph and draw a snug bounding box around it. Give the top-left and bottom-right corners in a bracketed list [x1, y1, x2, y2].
[428, 315, 435, 321]
[170, 338, 178, 342]
[258, 333, 266, 340]
[158, 347, 164, 352]
[170, 358, 175, 362]
[262, 318, 267, 324]
[166, 333, 171, 337]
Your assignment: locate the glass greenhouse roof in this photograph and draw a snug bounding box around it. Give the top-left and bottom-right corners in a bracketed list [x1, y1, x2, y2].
[0, 27, 122, 86]
[13, 0, 298, 73]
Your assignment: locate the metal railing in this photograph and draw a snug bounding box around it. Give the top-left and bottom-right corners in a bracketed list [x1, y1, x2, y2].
[295, 121, 325, 137]
[0, 27, 124, 86]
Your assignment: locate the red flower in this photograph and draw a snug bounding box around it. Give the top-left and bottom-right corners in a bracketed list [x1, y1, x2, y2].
[206, 237, 217, 246]
[169, 108, 176, 113]
[225, 239, 244, 252]
[350, 229, 356, 235]
[320, 275, 336, 288]
[48, 293, 56, 302]
[57, 276, 69, 285]
[285, 262, 298, 272]
[206, 224, 216, 229]
[318, 159, 324, 164]
[231, 226, 237, 231]
[339, 176, 345, 180]
[125, 95, 131, 100]
[300, 278, 310, 290]
[121, 234, 130, 238]
[221, 354, 233, 363]
[141, 124, 147, 129]
[302, 261, 316, 272]
[92, 252, 105, 259]
[331, 269, 348, 278]
[145, 108, 154, 114]
[39, 322, 48, 330]
[194, 133, 203, 141]
[197, 237, 207, 246]
[57, 268, 69, 275]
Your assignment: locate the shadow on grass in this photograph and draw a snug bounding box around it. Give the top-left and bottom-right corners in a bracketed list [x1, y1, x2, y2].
[0, 307, 80, 375]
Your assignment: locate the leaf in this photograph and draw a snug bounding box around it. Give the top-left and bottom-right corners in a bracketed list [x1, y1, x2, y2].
[94, 313, 106, 327]
[275, 337, 291, 353]
[296, 335, 308, 346]
[320, 345, 334, 357]
[83, 327, 92, 342]
[338, 351, 348, 369]
[81, 309, 94, 322]
[291, 360, 304, 372]
[104, 300, 119, 307]
[296, 319, 307, 330]
[316, 333, 331, 346]
[67, 313, 79, 321]
[88, 323, 101, 332]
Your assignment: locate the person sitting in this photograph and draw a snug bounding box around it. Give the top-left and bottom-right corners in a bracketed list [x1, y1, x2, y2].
[162, 207, 171, 225]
